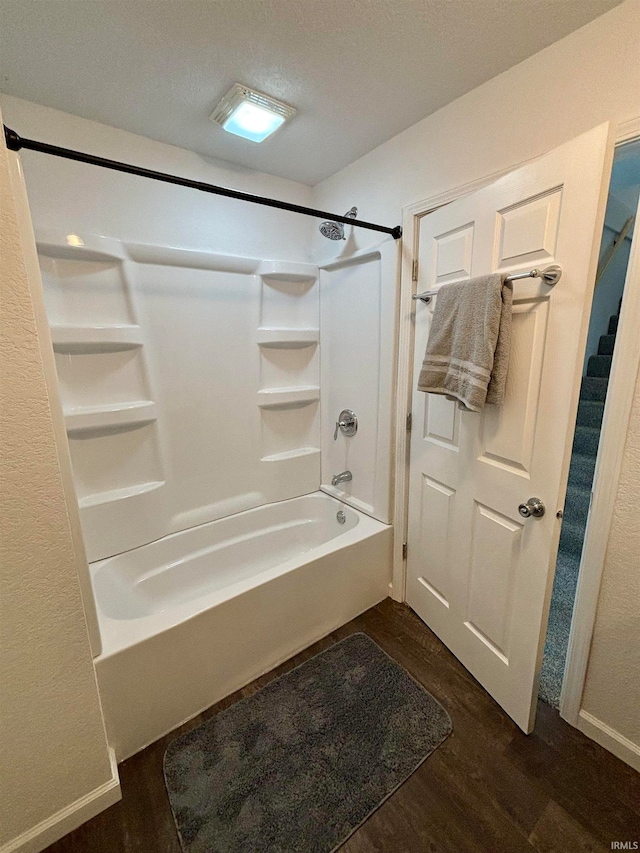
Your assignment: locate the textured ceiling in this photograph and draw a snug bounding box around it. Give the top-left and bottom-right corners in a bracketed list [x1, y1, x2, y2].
[0, 0, 622, 185]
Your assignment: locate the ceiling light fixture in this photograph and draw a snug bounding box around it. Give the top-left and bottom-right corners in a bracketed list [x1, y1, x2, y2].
[210, 83, 296, 143]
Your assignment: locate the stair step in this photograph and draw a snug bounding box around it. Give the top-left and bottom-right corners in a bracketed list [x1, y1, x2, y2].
[577, 399, 605, 429]
[573, 425, 601, 457]
[580, 376, 608, 402]
[568, 453, 597, 490]
[597, 334, 616, 356]
[587, 354, 613, 378]
[559, 520, 586, 560]
[563, 484, 591, 528]
[608, 315, 619, 335]
[551, 551, 582, 607]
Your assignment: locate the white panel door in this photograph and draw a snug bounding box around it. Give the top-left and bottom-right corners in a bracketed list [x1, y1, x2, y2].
[406, 125, 612, 732]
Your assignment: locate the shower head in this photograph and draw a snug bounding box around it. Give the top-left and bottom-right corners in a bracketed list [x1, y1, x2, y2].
[319, 220, 345, 240]
[319, 207, 358, 240]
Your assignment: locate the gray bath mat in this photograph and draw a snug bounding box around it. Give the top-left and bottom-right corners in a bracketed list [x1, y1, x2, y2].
[164, 632, 452, 853]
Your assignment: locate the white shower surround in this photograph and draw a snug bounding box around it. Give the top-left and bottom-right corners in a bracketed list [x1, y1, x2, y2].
[36, 226, 396, 758]
[37, 230, 326, 561]
[319, 244, 398, 522]
[37, 229, 396, 558]
[10, 97, 398, 761]
[92, 493, 391, 760]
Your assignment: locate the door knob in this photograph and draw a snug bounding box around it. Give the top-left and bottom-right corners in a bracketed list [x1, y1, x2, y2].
[518, 497, 545, 518]
[333, 409, 358, 440]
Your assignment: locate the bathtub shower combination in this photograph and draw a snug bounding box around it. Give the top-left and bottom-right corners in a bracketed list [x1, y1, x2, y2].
[30, 182, 398, 758]
[94, 494, 390, 758]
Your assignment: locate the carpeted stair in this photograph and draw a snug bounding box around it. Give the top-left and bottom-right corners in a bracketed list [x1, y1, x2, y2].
[539, 306, 619, 708]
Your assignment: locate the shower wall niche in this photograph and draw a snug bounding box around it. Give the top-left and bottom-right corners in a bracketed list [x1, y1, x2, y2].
[38, 234, 168, 561]
[257, 262, 320, 502]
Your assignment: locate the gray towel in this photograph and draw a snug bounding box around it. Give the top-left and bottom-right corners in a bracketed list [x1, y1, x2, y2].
[417, 274, 513, 412]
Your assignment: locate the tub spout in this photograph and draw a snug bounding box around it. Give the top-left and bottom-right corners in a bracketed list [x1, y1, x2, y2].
[331, 470, 352, 487]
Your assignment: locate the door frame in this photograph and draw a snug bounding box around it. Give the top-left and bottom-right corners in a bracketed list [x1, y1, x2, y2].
[391, 117, 640, 745]
[560, 118, 640, 768]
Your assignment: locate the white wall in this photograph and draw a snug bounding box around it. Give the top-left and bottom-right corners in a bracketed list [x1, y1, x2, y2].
[582, 360, 640, 749]
[0, 104, 118, 853]
[312, 0, 640, 761]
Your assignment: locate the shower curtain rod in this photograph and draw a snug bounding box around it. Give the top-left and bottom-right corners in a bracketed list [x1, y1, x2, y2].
[4, 126, 402, 239]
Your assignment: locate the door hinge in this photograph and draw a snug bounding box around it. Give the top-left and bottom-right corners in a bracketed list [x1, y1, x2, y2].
[402, 542, 408, 560]
[412, 259, 419, 282]
[406, 411, 412, 432]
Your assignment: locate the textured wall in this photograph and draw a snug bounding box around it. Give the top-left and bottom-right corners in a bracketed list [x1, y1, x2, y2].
[582, 366, 640, 743]
[312, 0, 640, 751]
[0, 104, 113, 847]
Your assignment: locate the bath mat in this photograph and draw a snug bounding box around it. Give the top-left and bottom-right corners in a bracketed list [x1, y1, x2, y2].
[164, 632, 452, 853]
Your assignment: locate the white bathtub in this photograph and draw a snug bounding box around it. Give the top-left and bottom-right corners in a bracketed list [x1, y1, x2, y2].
[91, 492, 392, 759]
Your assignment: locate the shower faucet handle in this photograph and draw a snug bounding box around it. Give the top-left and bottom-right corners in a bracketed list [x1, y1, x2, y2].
[334, 409, 358, 441]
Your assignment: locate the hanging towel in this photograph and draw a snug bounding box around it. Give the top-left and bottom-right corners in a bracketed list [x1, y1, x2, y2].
[417, 274, 513, 412]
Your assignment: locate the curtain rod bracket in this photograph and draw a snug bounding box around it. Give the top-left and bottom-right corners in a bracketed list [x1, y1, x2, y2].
[4, 126, 22, 151]
[3, 125, 402, 239]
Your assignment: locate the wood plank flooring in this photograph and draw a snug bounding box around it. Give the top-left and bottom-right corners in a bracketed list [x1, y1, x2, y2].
[45, 599, 640, 852]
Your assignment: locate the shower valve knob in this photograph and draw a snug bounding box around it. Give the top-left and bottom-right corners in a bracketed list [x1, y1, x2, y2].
[333, 409, 358, 440]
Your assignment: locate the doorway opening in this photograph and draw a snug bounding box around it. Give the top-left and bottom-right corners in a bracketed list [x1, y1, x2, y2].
[539, 137, 640, 709]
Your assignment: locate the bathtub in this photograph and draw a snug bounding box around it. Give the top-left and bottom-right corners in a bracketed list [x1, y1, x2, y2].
[91, 492, 392, 759]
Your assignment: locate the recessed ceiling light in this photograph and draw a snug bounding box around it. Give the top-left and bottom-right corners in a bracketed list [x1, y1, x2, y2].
[210, 84, 296, 143]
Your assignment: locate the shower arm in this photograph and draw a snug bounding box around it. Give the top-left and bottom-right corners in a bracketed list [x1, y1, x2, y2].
[4, 125, 402, 240]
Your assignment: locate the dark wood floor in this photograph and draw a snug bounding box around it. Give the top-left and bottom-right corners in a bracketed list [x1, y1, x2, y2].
[46, 599, 640, 853]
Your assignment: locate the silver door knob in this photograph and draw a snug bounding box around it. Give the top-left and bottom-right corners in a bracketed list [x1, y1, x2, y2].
[518, 497, 545, 518]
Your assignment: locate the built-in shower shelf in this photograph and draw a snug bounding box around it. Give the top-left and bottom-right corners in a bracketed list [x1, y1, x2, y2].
[256, 328, 319, 349]
[261, 447, 321, 463]
[64, 401, 157, 436]
[257, 386, 320, 410]
[51, 324, 144, 354]
[258, 261, 318, 284]
[79, 480, 165, 509]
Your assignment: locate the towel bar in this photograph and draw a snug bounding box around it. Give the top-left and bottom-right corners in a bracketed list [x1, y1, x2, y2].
[412, 264, 562, 304]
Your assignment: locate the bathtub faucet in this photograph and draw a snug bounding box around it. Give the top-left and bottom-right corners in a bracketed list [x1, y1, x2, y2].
[331, 470, 352, 487]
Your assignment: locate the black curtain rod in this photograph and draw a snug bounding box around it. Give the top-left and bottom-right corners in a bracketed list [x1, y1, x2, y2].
[4, 126, 402, 239]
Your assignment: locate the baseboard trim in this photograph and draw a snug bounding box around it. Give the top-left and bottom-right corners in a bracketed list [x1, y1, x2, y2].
[578, 710, 640, 773]
[0, 748, 121, 853]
